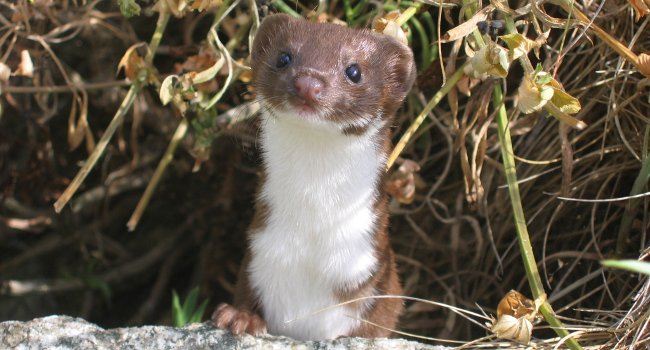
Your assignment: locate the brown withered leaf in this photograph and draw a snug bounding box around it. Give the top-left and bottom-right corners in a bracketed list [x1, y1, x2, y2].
[628, 0, 650, 21]
[117, 43, 147, 81]
[638, 53, 650, 78]
[441, 5, 494, 43]
[497, 290, 536, 319]
[0, 63, 11, 82]
[489, 290, 545, 344]
[174, 50, 220, 93]
[15, 50, 34, 78]
[491, 314, 533, 344]
[385, 159, 421, 204]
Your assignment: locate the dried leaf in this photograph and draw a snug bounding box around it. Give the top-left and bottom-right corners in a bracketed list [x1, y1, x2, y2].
[372, 11, 408, 45]
[497, 290, 536, 319]
[518, 78, 544, 113]
[469, 42, 511, 78]
[550, 87, 581, 114]
[441, 5, 494, 42]
[638, 53, 650, 78]
[490, 314, 533, 344]
[16, 50, 34, 78]
[385, 159, 421, 204]
[500, 33, 538, 60]
[628, 0, 650, 21]
[0, 63, 10, 82]
[160, 75, 179, 105]
[117, 44, 147, 81]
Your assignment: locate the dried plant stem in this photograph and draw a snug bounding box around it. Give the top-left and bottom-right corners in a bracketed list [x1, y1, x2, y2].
[493, 84, 582, 350]
[127, 119, 188, 231]
[558, 2, 640, 70]
[387, 62, 468, 170]
[53, 81, 141, 213]
[53, 12, 171, 213]
[616, 125, 650, 255]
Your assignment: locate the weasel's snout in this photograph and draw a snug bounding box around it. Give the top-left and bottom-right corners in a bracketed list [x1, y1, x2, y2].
[294, 75, 324, 104]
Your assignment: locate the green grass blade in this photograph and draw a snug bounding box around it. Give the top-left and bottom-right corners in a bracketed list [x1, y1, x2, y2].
[602, 260, 650, 276]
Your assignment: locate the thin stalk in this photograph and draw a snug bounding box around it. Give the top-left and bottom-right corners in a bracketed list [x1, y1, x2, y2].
[274, 0, 301, 18]
[557, 1, 640, 69]
[387, 62, 468, 170]
[53, 12, 171, 213]
[127, 119, 188, 231]
[493, 85, 582, 350]
[409, 16, 430, 70]
[54, 80, 141, 213]
[616, 125, 650, 255]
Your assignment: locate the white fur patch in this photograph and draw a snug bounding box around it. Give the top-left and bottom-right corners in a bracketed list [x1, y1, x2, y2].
[248, 106, 384, 340]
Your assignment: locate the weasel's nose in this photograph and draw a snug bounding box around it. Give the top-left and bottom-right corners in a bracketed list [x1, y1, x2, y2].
[294, 76, 324, 103]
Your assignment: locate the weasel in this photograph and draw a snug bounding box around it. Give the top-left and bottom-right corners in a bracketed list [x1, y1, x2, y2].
[212, 13, 415, 341]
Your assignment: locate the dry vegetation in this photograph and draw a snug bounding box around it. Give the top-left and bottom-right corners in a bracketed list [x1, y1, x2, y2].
[1, 0, 649, 349]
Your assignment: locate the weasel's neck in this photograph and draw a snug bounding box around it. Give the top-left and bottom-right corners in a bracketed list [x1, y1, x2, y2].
[259, 112, 387, 230]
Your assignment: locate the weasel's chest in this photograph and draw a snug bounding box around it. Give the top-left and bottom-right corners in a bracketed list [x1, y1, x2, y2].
[248, 210, 378, 340]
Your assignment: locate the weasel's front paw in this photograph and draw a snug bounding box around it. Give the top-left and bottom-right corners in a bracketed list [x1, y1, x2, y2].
[212, 303, 267, 336]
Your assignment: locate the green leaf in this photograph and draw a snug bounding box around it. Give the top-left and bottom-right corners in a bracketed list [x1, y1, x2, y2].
[171, 290, 185, 327]
[182, 288, 200, 321]
[189, 298, 210, 323]
[602, 260, 650, 276]
[117, 0, 141, 17]
[172, 287, 209, 327]
[534, 72, 552, 86]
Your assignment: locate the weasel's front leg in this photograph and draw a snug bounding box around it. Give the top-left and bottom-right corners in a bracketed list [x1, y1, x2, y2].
[212, 253, 267, 336]
[212, 303, 267, 336]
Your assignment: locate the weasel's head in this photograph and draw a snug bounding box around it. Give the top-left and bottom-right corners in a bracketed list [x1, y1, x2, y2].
[251, 14, 415, 135]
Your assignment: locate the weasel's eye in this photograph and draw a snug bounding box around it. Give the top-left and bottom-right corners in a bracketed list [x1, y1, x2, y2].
[276, 52, 292, 68]
[345, 64, 361, 83]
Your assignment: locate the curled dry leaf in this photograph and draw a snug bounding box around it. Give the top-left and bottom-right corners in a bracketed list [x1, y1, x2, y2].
[441, 5, 493, 43]
[0, 63, 10, 82]
[117, 43, 148, 82]
[637, 53, 650, 78]
[628, 0, 650, 21]
[174, 50, 220, 93]
[16, 50, 34, 78]
[385, 159, 421, 204]
[489, 290, 545, 345]
[372, 11, 408, 45]
[491, 314, 533, 344]
[517, 76, 554, 113]
[499, 33, 541, 61]
[468, 42, 510, 78]
[497, 290, 536, 319]
[517, 69, 582, 126]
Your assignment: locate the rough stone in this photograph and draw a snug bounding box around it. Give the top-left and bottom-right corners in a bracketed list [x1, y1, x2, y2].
[0, 316, 449, 350]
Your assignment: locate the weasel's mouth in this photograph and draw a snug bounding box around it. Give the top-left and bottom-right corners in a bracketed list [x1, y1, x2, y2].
[287, 99, 320, 116]
[294, 103, 318, 115]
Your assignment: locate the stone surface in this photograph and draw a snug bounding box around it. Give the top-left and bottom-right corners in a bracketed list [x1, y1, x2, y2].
[0, 315, 449, 349]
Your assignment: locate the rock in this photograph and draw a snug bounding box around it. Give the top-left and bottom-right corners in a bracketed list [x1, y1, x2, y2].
[0, 315, 449, 349]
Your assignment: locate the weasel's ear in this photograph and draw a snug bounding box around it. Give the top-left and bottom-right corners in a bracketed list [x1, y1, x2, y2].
[251, 14, 294, 65]
[380, 36, 416, 104]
